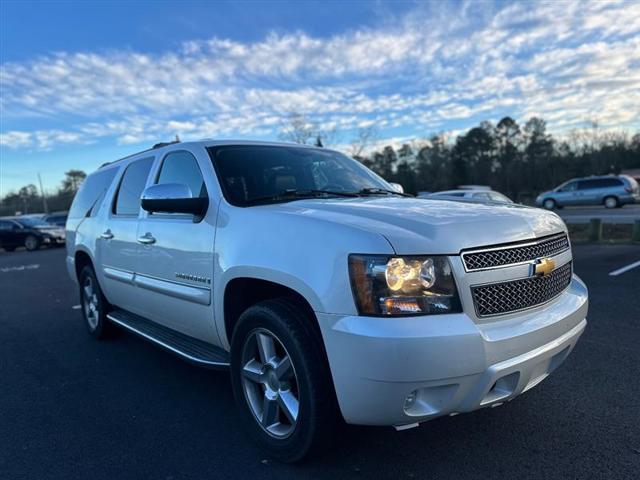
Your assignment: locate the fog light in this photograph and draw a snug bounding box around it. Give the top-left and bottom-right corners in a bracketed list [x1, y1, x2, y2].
[404, 390, 418, 409]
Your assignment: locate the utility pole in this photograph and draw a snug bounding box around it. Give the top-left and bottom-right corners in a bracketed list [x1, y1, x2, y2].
[37, 173, 49, 214]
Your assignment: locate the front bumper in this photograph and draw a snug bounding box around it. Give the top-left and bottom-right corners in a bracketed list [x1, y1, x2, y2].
[317, 274, 588, 427]
[43, 235, 65, 245]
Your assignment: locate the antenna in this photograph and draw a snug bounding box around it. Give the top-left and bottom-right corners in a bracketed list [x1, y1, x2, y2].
[37, 173, 49, 214]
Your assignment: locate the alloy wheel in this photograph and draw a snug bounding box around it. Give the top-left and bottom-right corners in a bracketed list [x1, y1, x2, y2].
[241, 328, 300, 439]
[82, 276, 100, 331]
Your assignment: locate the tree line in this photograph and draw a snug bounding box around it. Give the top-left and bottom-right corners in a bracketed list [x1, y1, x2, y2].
[355, 117, 639, 201]
[0, 170, 86, 216]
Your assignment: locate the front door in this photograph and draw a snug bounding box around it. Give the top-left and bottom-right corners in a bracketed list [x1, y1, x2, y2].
[0, 220, 24, 248]
[555, 181, 579, 206]
[134, 149, 219, 345]
[98, 156, 155, 315]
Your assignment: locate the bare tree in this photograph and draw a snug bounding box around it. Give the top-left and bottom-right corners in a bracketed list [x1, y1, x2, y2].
[348, 125, 378, 158]
[278, 112, 337, 146]
[279, 113, 318, 145]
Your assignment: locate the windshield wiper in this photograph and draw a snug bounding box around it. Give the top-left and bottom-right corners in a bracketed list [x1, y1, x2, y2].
[245, 189, 359, 205]
[355, 187, 413, 197]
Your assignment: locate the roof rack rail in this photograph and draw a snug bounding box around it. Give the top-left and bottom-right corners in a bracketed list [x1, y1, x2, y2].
[152, 139, 181, 149]
[99, 138, 181, 168]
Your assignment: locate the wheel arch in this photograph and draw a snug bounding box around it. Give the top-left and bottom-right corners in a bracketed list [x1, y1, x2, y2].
[222, 276, 322, 349]
[74, 249, 94, 281]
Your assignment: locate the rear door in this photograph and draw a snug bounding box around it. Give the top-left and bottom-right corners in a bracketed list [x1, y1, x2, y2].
[134, 148, 219, 345]
[98, 156, 155, 314]
[576, 179, 599, 205]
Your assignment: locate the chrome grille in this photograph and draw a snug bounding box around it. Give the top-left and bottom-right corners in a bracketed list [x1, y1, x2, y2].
[462, 233, 569, 271]
[471, 262, 572, 317]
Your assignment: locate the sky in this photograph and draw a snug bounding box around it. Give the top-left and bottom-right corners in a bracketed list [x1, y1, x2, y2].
[1, 0, 639, 194]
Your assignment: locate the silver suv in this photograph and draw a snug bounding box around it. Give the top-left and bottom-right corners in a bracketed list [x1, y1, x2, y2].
[536, 175, 640, 209]
[66, 140, 588, 461]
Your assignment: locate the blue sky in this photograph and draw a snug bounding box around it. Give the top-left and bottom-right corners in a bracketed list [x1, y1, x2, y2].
[1, 0, 639, 194]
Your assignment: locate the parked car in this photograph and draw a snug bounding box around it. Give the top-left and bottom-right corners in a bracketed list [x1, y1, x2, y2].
[421, 189, 514, 204]
[0, 216, 66, 251]
[43, 211, 68, 227]
[66, 140, 587, 461]
[536, 175, 640, 209]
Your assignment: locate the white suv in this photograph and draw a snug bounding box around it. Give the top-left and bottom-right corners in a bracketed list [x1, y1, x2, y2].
[66, 140, 588, 461]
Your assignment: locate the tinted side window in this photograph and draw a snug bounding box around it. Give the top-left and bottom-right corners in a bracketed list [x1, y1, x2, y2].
[577, 180, 595, 190]
[156, 151, 207, 198]
[114, 157, 154, 215]
[68, 168, 118, 219]
[600, 178, 622, 188]
[578, 178, 621, 190]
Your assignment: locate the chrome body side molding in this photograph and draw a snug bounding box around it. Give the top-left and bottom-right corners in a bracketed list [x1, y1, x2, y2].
[134, 273, 211, 305]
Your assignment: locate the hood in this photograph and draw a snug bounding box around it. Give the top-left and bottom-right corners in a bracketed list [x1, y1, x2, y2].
[262, 197, 567, 254]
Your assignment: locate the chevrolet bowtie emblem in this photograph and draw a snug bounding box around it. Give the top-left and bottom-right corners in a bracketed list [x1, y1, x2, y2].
[531, 257, 556, 277]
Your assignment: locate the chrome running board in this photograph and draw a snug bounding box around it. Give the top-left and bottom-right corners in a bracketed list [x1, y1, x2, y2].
[107, 310, 230, 369]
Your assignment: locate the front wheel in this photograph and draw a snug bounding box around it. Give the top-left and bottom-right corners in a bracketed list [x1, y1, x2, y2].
[230, 299, 337, 462]
[543, 198, 556, 210]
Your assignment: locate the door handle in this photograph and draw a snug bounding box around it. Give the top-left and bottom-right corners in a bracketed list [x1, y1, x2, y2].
[137, 233, 156, 245]
[100, 230, 114, 240]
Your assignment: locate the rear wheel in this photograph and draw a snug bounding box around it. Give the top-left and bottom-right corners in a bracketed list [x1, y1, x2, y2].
[543, 198, 556, 210]
[24, 235, 41, 251]
[79, 265, 115, 339]
[230, 299, 337, 462]
[603, 196, 618, 209]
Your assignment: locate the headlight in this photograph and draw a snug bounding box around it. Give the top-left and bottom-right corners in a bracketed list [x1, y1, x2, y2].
[348, 255, 462, 316]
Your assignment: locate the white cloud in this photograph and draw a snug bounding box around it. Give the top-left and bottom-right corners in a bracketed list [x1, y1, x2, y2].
[1, 0, 639, 150]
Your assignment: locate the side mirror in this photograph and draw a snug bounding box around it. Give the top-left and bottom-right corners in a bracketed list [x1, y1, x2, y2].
[141, 183, 208, 218]
[389, 182, 404, 193]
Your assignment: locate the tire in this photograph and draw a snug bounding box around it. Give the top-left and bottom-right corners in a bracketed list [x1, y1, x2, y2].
[543, 198, 556, 210]
[24, 235, 41, 251]
[230, 299, 337, 463]
[79, 265, 115, 339]
[603, 196, 618, 209]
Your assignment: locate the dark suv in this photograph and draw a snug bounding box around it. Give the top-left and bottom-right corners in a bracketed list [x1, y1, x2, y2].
[536, 175, 640, 209]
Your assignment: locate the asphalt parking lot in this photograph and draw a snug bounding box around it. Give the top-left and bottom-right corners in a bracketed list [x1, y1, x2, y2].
[1, 245, 639, 479]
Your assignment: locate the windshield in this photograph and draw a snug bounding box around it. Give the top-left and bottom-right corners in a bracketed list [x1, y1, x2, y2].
[14, 217, 50, 227]
[208, 145, 392, 207]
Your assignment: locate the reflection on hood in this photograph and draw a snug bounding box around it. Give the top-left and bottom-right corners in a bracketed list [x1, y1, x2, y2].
[263, 196, 566, 254]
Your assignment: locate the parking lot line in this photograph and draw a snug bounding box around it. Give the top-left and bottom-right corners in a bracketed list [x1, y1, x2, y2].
[608, 260, 640, 277]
